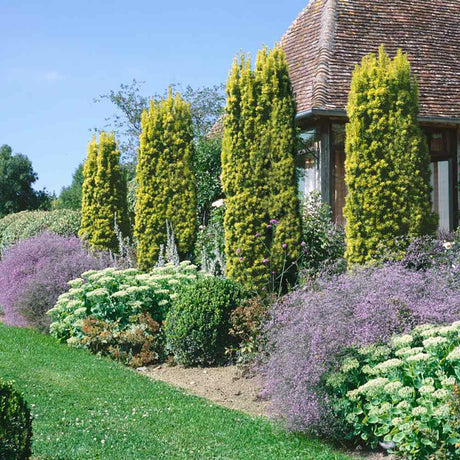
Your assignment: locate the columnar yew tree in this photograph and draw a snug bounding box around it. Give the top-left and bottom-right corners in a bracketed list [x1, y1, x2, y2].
[79, 137, 98, 242]
[135, 90, 196, 270]
[79, 132, 130, 251]
[221, 47, 302, 290]
[344, 47, 437, 264]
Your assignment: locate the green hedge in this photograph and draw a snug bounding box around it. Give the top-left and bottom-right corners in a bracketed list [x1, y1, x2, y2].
[0, 379, 32, 459]
[0, 209, 80, 254]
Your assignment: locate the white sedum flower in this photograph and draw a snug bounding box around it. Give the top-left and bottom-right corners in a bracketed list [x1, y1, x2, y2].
[411, 406, 428, 417]
[423, 336, 448, 350]
[446, 346, 460, 362]
[406, 353, 430, 363]
[356, 378, 389, 398]
[391, 334, 413, 349]
[375, 358, 403, 373]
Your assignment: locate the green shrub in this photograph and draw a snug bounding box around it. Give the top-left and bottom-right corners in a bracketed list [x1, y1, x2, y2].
[165, 277, 247, 366]
[48, 262, 198, 347]
[326, 322, 460, 458]
[0, 209, 80, 254]
[80, 312, 164, 367]
[0, 379, 32, 460]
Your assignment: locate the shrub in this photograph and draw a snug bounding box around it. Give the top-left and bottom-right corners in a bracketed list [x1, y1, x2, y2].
[228, 296, 269, 365]
[48, 262, 198, 348]
[165, 277, 247, 366]
[222, 46, 302, 291]
[0, 209, 80, 255]
[0, 379, 32, 460]
[261, 262, 460, 436]
[299, 191, 345, 278]
[0, 233, 109, 329]
[80, 312, 164, 367]
[326, 322, 460, 458]
[344, 47, 436, 264]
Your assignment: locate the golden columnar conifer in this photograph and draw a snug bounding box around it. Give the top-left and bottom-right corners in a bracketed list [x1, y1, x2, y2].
[221, 47, 302, 290]
[344, 47, 437, 264]
[79, 132, 130, 252]
[79, 137, 98, 242]
[135, 90, 196, 270]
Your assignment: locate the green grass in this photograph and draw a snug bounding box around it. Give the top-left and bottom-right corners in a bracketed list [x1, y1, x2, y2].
[0, 324, 351, 459]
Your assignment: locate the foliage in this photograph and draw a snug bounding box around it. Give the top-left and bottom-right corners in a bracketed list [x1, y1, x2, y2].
[80, 312, 164, 367]
[55, 163, 84, 210]
[194, 136, 223, 223]
[165, 277, 248, 366]
[0, 325, 350, 459]
[0, 144, 50, 218]
[222, 46, 302, 291]
[195, 203, 226, 276]
[79, 132, 130, 252]
[94, 79, 225, 160]
[0, 208, 81, 254]
[300, 191, 346, 278]
[326, 323, 460, 458]
[0, 379, 32, 460]
[0, 233, 108, 330]
[344, 47, 437, 264]
[228, 296, 269, 364]
[261, 262, 460, 436]
[135, 90, 196, 269]
[48, 262, 198, 344]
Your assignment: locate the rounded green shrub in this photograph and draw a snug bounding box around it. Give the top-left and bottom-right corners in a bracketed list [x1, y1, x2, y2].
[0, 209, 81, 254]
[0, 379, 32, 460]
[165, 277, 247, 366]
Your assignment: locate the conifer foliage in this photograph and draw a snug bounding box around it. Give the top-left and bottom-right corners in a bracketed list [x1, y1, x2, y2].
[344, 47, 437, 264]
[221, 47, 302, 290]
[135, 90, 196, 270]
[79, 132, 130, 252]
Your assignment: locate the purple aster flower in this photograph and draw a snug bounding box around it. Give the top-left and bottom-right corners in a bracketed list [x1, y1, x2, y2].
[270, 219, 280, 225]
[301, 241, 306, 247]
[263, 258, 269, 263]
[282, 243, 287, 248]
[255, 232, 261, 237]
[236, 248, 241, 254]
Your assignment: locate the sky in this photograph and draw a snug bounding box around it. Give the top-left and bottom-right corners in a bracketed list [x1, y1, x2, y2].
[0, 0, 307, 194]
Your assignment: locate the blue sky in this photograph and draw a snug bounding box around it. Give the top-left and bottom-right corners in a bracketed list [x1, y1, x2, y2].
[0, 0, 307, 194]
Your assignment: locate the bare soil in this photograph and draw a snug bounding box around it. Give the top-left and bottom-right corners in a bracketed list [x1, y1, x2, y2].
[139, 364, 268, 417]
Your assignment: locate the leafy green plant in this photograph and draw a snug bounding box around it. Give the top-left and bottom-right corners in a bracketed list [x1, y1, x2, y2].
[0, 379, 32, 460]
[325, 322, 460, 458]
[165, 277, 247, 366]
[80, 312, 164, 367]
[48, 262, 198, 346]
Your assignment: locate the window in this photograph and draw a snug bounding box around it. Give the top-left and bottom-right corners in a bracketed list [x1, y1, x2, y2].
[295, 129, 320, 200]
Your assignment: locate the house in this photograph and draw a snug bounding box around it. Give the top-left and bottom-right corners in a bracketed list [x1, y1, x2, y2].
[281, 0, 459, 230]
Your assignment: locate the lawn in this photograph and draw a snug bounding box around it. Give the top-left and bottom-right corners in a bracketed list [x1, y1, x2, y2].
[0, 324, 351, 459]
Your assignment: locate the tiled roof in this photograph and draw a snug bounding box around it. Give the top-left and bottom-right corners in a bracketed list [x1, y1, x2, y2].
[280, 0, 460, 120]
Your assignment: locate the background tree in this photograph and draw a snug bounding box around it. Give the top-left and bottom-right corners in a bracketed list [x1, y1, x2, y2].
[221, 47, 302, 291]
[135, 91, 196, 270]
[90, 132, 130, 251]
[0, 144, 51, 217]
[344, 47, 437, 264]
[55, 163, 84, 210]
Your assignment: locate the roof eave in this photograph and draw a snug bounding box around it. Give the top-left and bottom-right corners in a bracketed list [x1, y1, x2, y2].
[296, 109, 460, 125]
